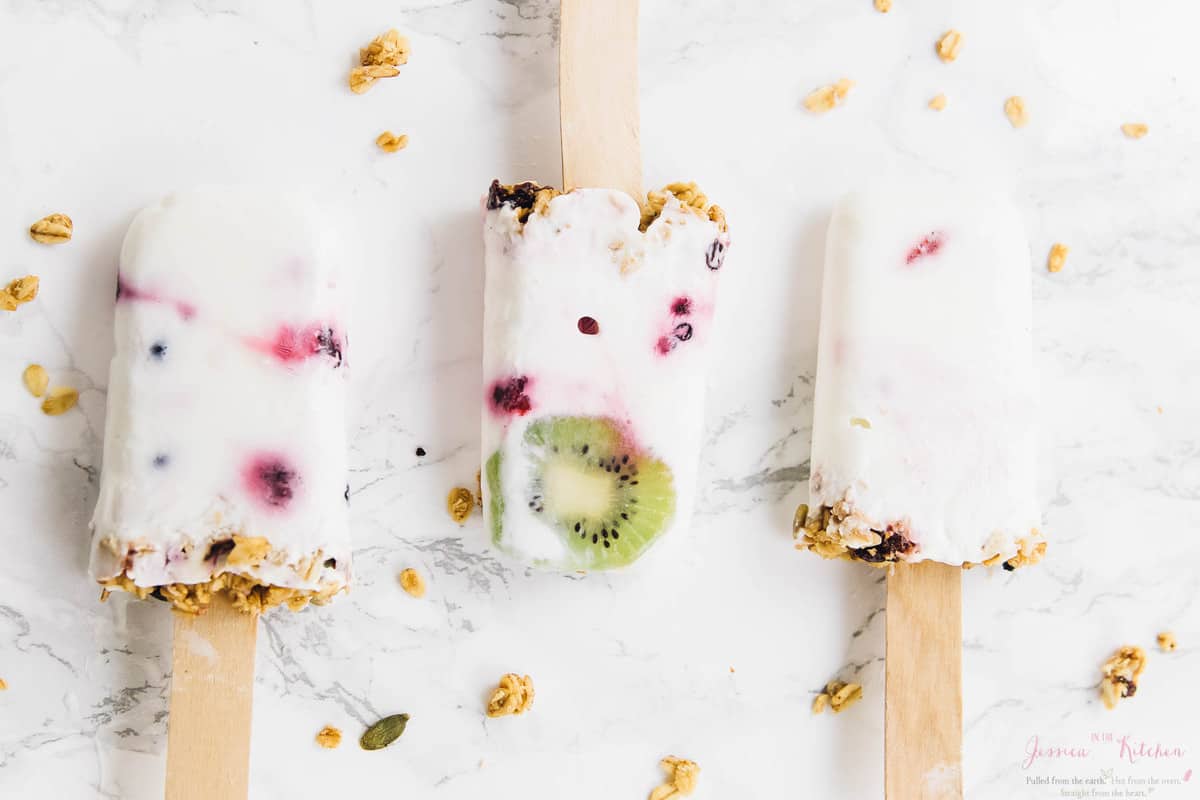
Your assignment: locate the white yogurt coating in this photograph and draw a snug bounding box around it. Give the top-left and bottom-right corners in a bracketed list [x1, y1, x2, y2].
[89, 189, 351, 597]
[481, 186, 729, 570]
[807, 185, 1042, 566]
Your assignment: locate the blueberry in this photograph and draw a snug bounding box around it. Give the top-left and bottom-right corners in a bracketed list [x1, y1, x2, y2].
[149, 341, 168, 360]
[705, 239, 726, 270]
[152, 453, 170, 469]
[415, 447, 426, 457]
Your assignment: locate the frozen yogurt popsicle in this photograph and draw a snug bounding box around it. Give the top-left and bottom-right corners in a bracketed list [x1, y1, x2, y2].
[89, 189, 351, 613]
[796, 185, 1045, 568]
[481, 181, 729, 570]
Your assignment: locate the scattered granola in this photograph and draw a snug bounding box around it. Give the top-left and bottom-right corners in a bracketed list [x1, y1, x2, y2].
[813, 680, 864, 714]
[1100, 645, 1146, 710]
[376, 131, 409, 153]
[804, 79, 855, 114]
[360, 713, 409, 750]
[360, 29, 409, 68]
[1047, 243, 1068, 273]
[41, 386, 78, 416]
[874, 0, 891, 12]
[936, 30, 964, 63]
[349, 64, 401, 95]
[1157, 632, 1177, 652]
[1, 275, 40, 311]
[649, 756, 700, 800]
[850, 417, 872, 429]
[315, 725, 343, 749]
[929, 93, 948, 111]
[448, 486, 475, 523]
[29, 213, 73, 245]
[1121, 123, 1149, 140]
[0, 678, 7, 690]
[399, 567, 426, 598]
[486, 673, 535, 718]
[475, 469, 484, 508]
[1004, 96, 1029, 128]
[22, 364, 49, 397]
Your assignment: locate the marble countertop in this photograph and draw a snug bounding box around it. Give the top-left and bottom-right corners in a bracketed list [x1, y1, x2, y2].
[1, 1, 1198, 798]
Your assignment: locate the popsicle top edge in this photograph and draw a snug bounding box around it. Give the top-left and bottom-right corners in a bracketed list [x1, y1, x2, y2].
[485, 179, 728, 235]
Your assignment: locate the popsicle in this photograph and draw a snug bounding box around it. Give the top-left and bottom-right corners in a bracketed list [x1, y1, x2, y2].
[88, 189, 350, 800]
[796, 186, 1045, 570]
[481, 181, 727, 570]
[90, 189, 351, 613]
[479, 0, 729, 571]
[795, 185, 1045, 800]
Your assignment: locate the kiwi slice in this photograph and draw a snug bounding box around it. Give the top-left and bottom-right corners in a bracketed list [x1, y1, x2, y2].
[493, 416, 676, 569]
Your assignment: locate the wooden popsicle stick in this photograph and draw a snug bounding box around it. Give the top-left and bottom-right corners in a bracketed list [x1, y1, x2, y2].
[559, 0, 642, 199]
[165, 594, 259, 800]
[885, 561, 963, 800]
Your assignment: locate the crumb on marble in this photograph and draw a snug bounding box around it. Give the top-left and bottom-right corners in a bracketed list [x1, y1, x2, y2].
[448, 486, 475, 523]
[850, 416, 872, 429]
[649, 756, 700, 799]
[0, 678, 7, 691]
[1005, 96, 1029, 128]
[929, 93, 948, 111]
[1157, 632, 1177, 652]
[804, 79, 854, 114]
[360, 29, 409, 68]
[1100, 645, 1146, 710]
[29, 213, 73, 245]
[315, 725, 342, 749]
[349, 64, 400, 94]
[1, 275, 40, 312]
[1047, 243, 1069, 273]
[874, 0, 892, 12]
[375, 131, 409, 153]
[486, 673, 535, 718]
[41, 386, 78, 416]
[813, 680, 863, 714]
[22, 364, 48, 398]
[1121, 123, 1149, 140]
[399, 567, 426, 598]
[936, 30, 964, 62]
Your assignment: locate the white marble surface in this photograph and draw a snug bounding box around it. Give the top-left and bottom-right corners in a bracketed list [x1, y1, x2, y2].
[1, 1, 1198, 798]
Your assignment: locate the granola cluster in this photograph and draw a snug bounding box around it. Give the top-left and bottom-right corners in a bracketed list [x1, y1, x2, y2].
[28, 213, 73, 245]
[315, 726, 343, 749]
[486, 673, 535, 718]
[793, 497, 1047, 570]
[1100, 645, 1146, 710]
[649, 756, 700, 800]
[804, 79, 854, 115]
[1, 275, 39, 311]
[399, 567, 426, 598]
[812, 680, 864, 714]
[349, 29, 409, 94]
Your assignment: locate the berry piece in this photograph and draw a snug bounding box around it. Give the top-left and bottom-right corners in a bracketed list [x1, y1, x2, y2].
[577, 316, 600, 335]
[149, 341, 168, 360]
[656, 336, 676, 355]
[241, 454, 300, 510]
[152, 453, 170, 469]
[490, 376, 533, 416]
[415, 447, 426, 457]
[671, 297, 692, 316]
[673, 323, 693, 342]
[906, 232, 945, 265]
[706, 239, 726, 270]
